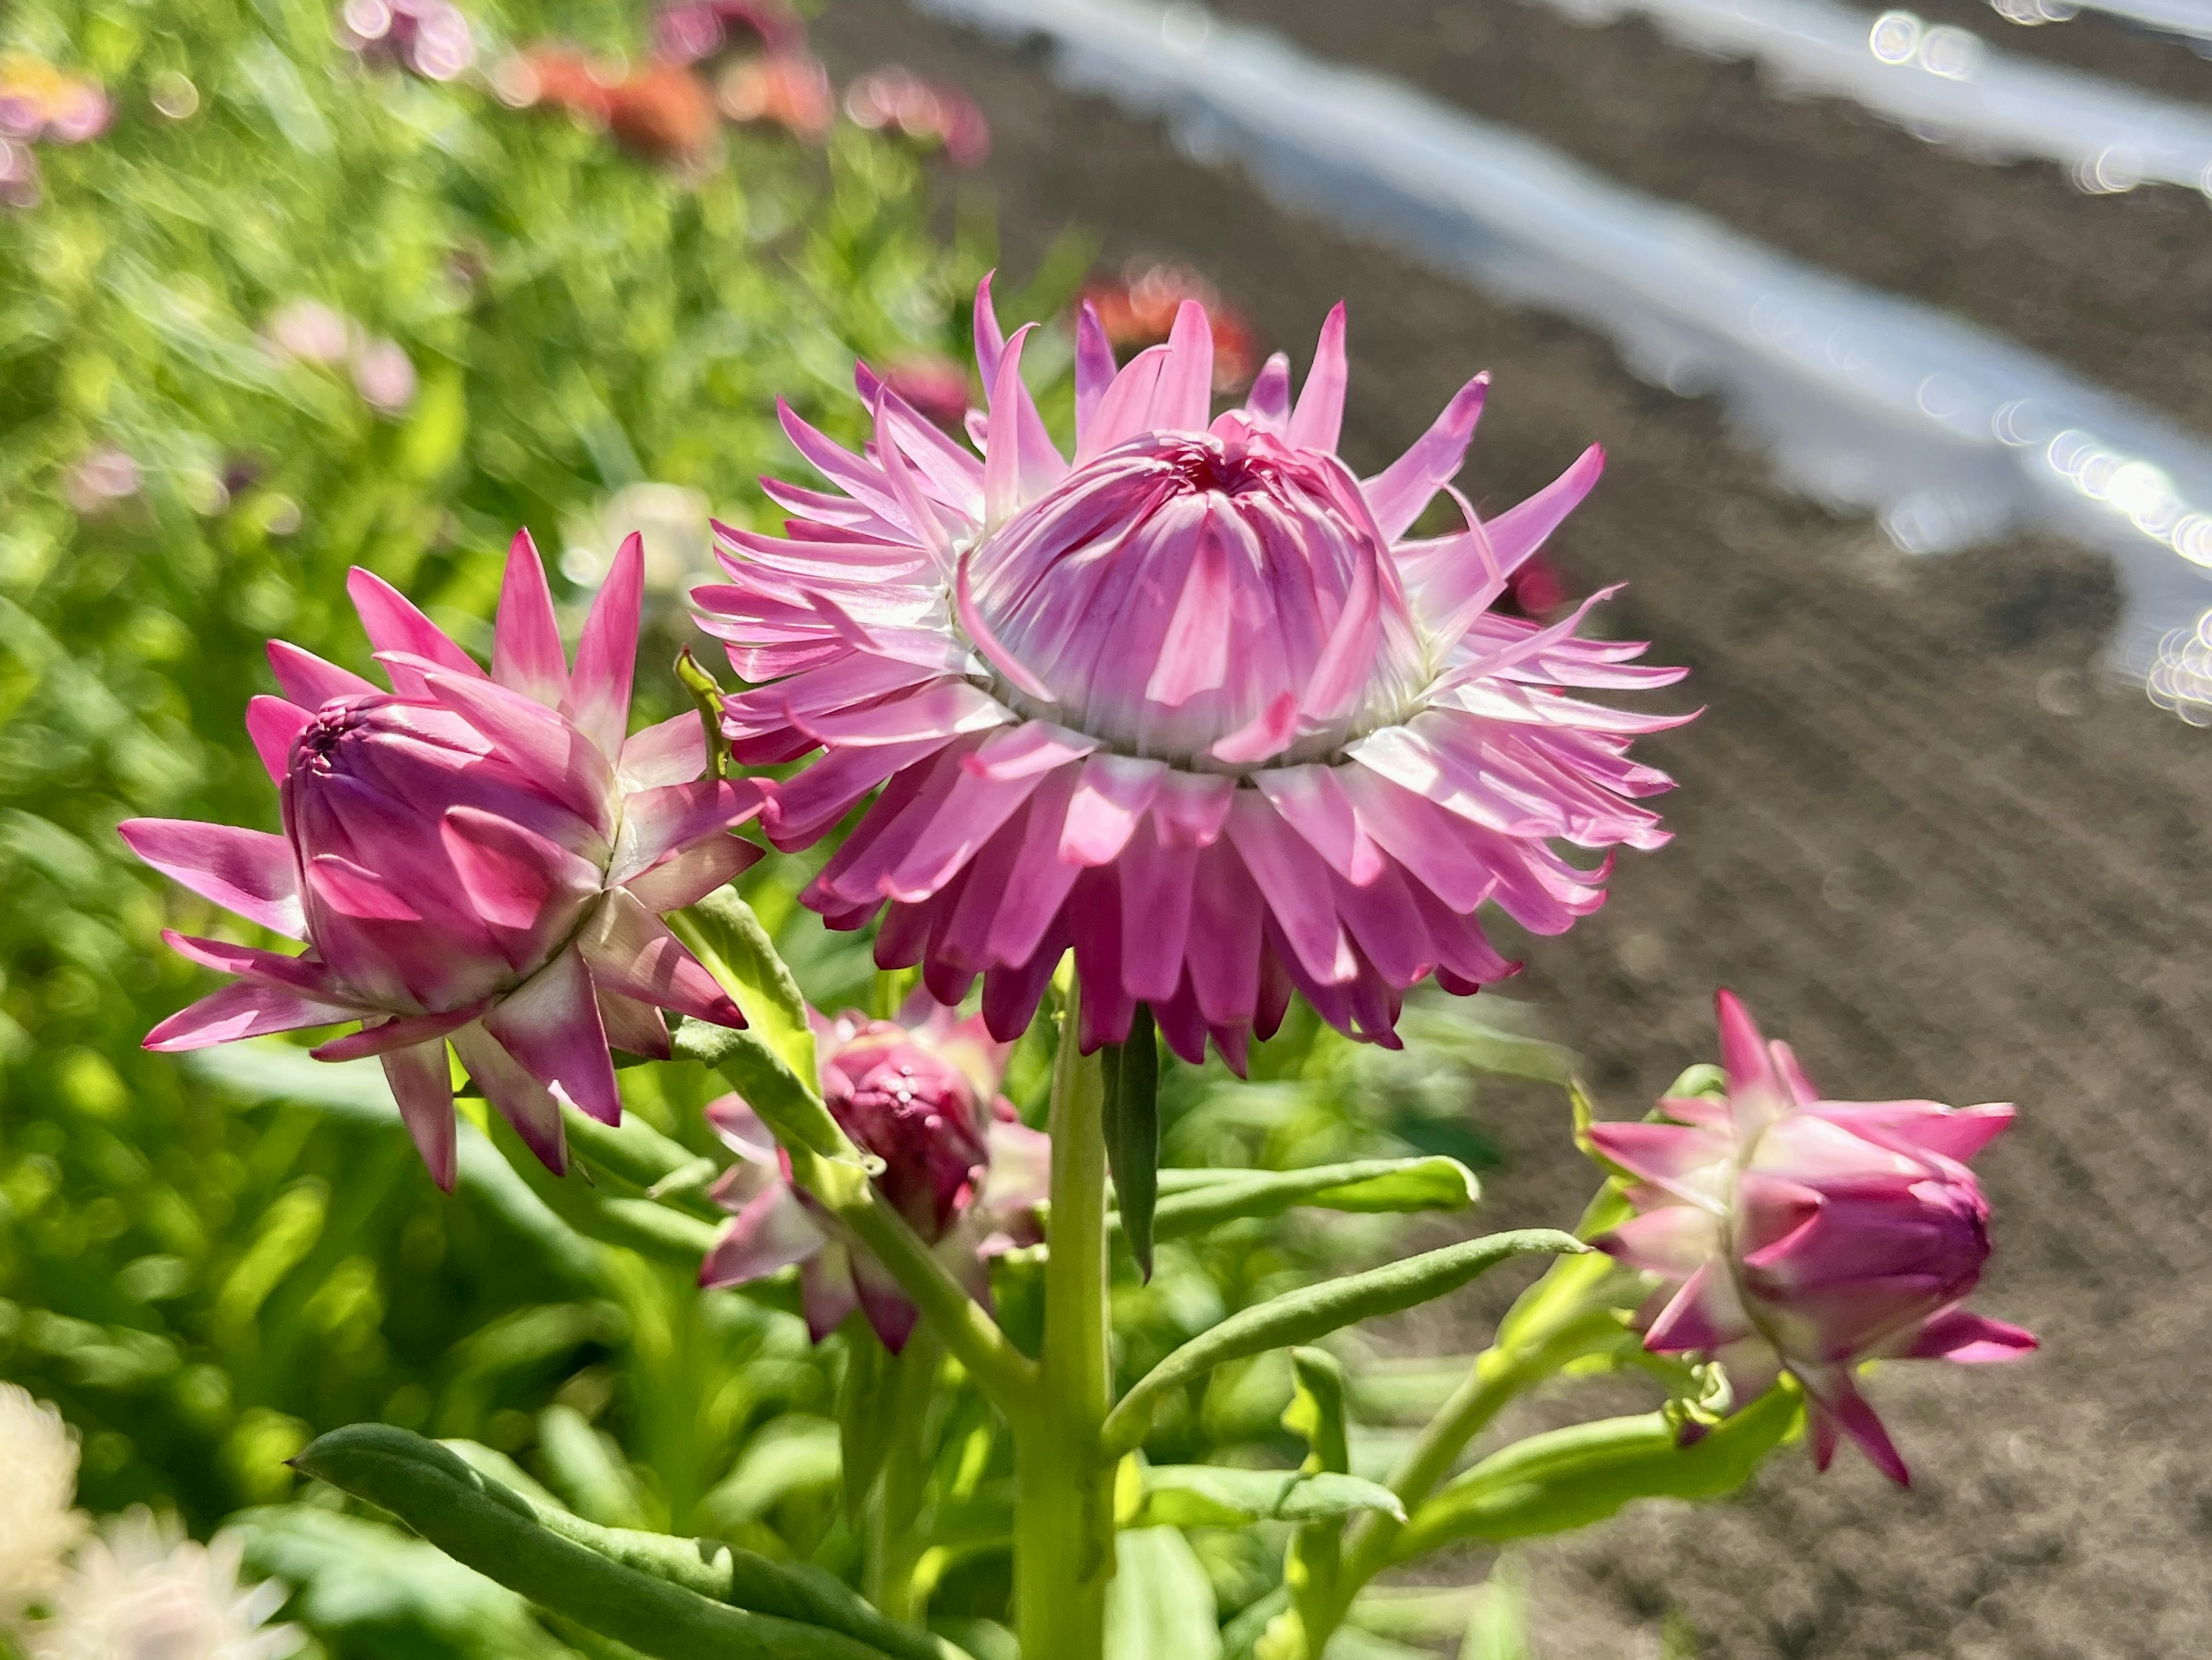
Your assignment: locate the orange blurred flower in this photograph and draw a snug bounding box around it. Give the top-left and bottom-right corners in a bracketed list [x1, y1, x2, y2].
[1078, 263, 1257, 392]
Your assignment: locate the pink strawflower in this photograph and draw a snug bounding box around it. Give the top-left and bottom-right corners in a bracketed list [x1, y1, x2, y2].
[699, 996, 1048, 1351]
[121, 533, 766, 1189]
[1590, 990, 2037, 1486]
[693, 283, 1684, 1067]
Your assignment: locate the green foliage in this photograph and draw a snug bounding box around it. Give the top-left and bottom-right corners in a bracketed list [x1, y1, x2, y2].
[0, 0, 971, 1559]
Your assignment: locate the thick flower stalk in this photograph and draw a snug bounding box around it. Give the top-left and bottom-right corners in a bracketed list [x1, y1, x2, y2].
[695, 282, 1685, 1067]
[122, 533, 765, 1189]
[1590, 990, 2037, 1484]
[699, 996, 1047, 1350]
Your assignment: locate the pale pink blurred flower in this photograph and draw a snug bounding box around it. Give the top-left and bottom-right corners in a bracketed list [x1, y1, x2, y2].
[0, 139, 40, 209]
[694, 282, 1683, 1068]
[351, 336, 418, 415]
[654, 0, 807, 65]
[0, 55, 109, 147]
[876, 354, 971, 433]
[843, 66, 988, 166]
[64, 447, 141, 513]
[700, 996, 1048, 1351]
[264, 299, 351, 368]
[121, 533, 767, 1188]
[337, 0, 476, 82]
[30, 1510, 298, 1660]
[1591, 990, 2037, 1485]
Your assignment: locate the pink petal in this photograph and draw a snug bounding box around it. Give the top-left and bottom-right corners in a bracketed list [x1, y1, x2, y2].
[982, 323, 1065, 525]
[1116, 820, 1198, 1001]
[1186, 842, 1264, 1027]
[1812, 1100, 2014, 1166]
[622, 834, 763, 913]
[764, 735, 952, 850]
[1715, 988, 1790, 1135]
[144, 981, 358, 1051]
[1796, 1365, 1910, 1486]
[1059, 754, 1166, 867]
[160, 929, 356, 1002]
[1597, 1204, 1722, 1279]
[880, 761, 1051, 905]
[347, 568, 483, 695]
[1484, 443, 1603, 576]
[484, 947, 620, 1126]
[1152, 769, 1234, 848]
[800, 1246, 861, 1343]
[1150, 299, 1216, 433]
[1146, 512, 1236, 708]
[699, 1183, 828, 1288]
[1286, 301, 1348, 452]
[492, 528, 571, 708]
[852, 1249, 923, 1353]
[244, 696, 312, 785]
[795, 678, 1013, 748]
[1900, 1307, 2037, 1364]
[312, 1005, 480, 1062]
[1244, 351, 1291, 431]
[982, 767, 1086, 967]
[381, 1039, 458, 1191]
[1256, 765, 1385, 885]
[972, 271, 1009, 388]
[567, 533, 644, 759]
[451, 1020, 567, 1175]
[1224, 793, 1358, 987]
[1078, 345, 1168, 464]
[955, 546, 1058, 704]
[960, 720, 1097, 782]
[609, 779, 767, 888]
[312, 850, 427, 929]
[119, 819, 305, 939]
[1210, 691, 1299, 767]
[577, 889, 745, 1027]
[619, 713, 710, 790]
[1365, 373, 1488, 543]
[1645, 1259, 1756, 1352]
[1074, 300, 1116, 443]
[440, 806, 602, 934]
[599, 989, 673, 1061]
[419, 670, 619, 829]
[1585, 1120, 1733, 1208]
[267, 640, 377, 708]
[1336, 767, 1497, 914]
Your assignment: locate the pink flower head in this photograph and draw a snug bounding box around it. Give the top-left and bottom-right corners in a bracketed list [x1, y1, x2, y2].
[122, 532, 767, 1189]
[338, 0, 477, 82]
[694, 283, 1685, 1068]
[1081, 263, 1258, 393]
[655, 0, 807, 65]
[1590, 990, 2037, 1485]
[843, 67, 990, 167]
[700, 996, 1048, 1350]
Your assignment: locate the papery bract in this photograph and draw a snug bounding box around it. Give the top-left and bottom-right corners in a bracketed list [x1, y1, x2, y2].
[122, 532, 766, 1190]
[1590, 989, 2037, 1485]
[694, 282, 1686, 1067]
[699, 996, 1047, 1351]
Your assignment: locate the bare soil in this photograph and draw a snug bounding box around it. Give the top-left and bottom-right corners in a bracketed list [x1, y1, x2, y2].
[811, 4, 2212, 1653]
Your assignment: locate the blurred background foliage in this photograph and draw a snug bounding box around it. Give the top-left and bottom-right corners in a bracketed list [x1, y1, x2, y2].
[0, 0, 1565, 1651]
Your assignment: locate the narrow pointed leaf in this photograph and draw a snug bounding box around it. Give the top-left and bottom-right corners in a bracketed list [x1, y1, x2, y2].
[1135, 1157, 1480, 1242]
[1283, 1347, 1350, 1476]
[1393, 1385, 1802, 1557]
[290, 1424, 964, 1660]
[1103, 1005, 1161, 1278]
[1124, 1464, 1400, 1530]
[1103, 1230, 1581, 1455]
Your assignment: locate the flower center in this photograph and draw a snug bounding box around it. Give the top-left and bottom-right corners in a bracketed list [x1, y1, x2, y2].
[966, 426, 1423, 770]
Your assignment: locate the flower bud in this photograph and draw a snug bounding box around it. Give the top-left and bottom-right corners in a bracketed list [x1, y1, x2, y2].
[1590, 989, 2036, 1484]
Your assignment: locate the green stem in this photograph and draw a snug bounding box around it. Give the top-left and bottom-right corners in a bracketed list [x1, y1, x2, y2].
[1013, 977, 1114, 1660]
[870, 1327, 944, 1624]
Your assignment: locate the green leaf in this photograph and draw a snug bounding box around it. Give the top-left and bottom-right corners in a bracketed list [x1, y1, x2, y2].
[837, 1325, 897, 1516]
[1102, 1006, 1162, 1279]
[1105, 1526, 1222, 1660]
[672, 890, 847, 1162]
[1140, 1158, 1480, 1241]
[1102, 1230, 1581, 1456]
[1124, 1464, 1403, 1530]
[1393, 1386, 1803, 1557]
[292, 1424, 966, 1660]
[1282, 1348, 1349, 1476]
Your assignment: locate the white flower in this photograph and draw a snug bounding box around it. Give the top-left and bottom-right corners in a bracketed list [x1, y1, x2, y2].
[31, 1510, 300, 1660]
[0, 1383, 84, 1621]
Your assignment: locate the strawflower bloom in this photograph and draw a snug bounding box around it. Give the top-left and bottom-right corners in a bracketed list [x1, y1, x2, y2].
[695, 283, 1684, 1066]
[31, 1511, 299, 1660]
[0, 1385, 83, 1621]
[1590, 990, 2037, 1485]
[700, 996, 1048, 1350]
[122, 533, 765, 1189]
[843, 67, 990, 167]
